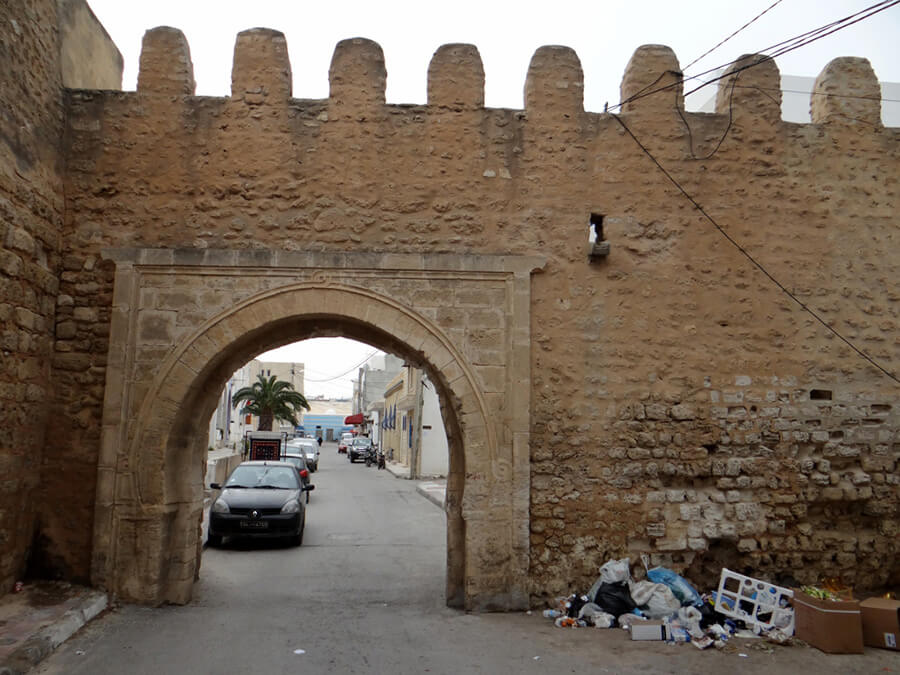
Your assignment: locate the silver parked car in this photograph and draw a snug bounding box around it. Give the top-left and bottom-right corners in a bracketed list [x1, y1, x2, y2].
[286, 438, 319, 472]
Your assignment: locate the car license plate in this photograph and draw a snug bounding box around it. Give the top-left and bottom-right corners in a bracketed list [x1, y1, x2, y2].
[240, 520, 269, 529]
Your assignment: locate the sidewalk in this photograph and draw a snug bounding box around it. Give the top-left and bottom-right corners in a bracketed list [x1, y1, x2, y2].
[415, 481, 446, 510]
[0, 581, 107, 675]
[384, 460, 446, 510]
[200, 447, 243, 548]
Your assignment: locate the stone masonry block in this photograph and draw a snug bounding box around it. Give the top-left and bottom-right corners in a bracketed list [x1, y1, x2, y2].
[524, 45, 584, 116]
[428, 43, 484, 109]
[812, 57, 881, 127]
[620, 44, 683, 113]
[137, 27, 195, 95]
[329, 38, 386, 108]
[232, 28, 292, 103]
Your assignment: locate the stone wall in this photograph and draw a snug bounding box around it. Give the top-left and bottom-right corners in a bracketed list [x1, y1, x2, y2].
[0, 0, 65, 594]
[1, 8, 897, 602]
[57, 0, 123, 90]
[0, 0, 122, 592]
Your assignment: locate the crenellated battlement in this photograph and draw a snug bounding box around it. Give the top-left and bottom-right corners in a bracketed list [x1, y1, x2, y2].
[133, 26, 893, 129]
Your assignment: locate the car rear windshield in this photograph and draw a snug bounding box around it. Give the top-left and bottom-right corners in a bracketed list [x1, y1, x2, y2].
[226, 465, 299, 489]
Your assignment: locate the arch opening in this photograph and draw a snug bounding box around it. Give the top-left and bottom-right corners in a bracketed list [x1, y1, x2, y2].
[167, 320, 468, 607]
[92, 256, 543, 613]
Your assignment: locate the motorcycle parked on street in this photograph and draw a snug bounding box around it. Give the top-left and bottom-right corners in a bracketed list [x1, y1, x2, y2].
[364, 443, 378, 467]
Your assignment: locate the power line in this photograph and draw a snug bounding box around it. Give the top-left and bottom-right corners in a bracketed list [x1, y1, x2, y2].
[677, 70, 739, 160]
[641, 1, 897, 159]
[610, 112, 899, 385]
[612, 0, 900, 112]
[742, 85, 900, 104]
[304, 350, 380, 382]
[683, 0, 900, 100]
[683, 0, 785, 72]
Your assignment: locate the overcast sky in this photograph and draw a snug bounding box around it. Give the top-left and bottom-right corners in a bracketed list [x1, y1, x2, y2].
[84, 1, 899, 396]
[259, 339, 381, 399]
[87, 0, 899, 112]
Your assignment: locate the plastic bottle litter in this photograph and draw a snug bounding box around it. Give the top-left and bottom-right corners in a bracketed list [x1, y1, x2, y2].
[543, 609, 562, 618]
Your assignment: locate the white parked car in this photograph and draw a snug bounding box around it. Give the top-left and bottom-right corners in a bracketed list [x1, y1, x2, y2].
[286, 438, 319, 472]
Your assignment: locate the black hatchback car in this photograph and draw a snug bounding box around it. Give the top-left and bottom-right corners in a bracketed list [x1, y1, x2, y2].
[348, 437, 374, 463]
[208, 461, 314, 547]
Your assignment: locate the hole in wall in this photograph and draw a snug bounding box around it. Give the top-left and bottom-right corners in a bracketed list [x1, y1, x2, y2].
[589, 213, 604, 243]
[810, 389, 832, 400]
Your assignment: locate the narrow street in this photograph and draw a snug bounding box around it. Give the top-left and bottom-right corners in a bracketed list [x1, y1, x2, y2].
[33, 443, 894, 675]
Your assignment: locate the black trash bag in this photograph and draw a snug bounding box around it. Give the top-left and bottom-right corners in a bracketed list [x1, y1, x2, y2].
[566, 593, 589, 618]
[697, 600, 729, 628]
[593, 582, 636, 618]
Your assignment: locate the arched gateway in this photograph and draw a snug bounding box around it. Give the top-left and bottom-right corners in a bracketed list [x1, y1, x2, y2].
[91, 249, 544, 610]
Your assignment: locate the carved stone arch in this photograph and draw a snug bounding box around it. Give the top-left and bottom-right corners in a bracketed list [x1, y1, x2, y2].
[92, 250, 543, 611]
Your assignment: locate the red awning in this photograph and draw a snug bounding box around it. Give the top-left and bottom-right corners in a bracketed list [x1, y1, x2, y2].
[344, 413, 365, 425]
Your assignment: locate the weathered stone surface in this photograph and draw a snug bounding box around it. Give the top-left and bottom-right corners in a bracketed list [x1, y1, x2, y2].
[2, 1, 898, 608]
[811, 57, 881, 126]
[137, 26, 194, 96]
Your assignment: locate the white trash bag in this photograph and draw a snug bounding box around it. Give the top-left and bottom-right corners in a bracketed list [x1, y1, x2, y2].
[629, 580, 682, 619]
[599, 557, 631, 584]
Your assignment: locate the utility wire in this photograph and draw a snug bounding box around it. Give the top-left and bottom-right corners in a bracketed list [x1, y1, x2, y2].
[304, 349, 381, 382]
[611, 113, 899, 385]
[679, 0, 899, 100]
[683, 0, 785, 72]
[611, 0, 899, 112]
[740, 85, 899, 103]
[683, 0, 899, 90]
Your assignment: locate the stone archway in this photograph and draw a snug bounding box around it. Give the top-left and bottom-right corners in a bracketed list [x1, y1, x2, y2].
[92, 249, 543, 610]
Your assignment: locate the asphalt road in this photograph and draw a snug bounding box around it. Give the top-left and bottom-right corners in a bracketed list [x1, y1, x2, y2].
[34, 443, 896, 675]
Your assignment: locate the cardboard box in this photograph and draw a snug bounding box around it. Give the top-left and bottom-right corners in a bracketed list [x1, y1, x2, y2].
[630, 620, 669, 641]
[793, 592, 864, 654]
[860, 597, 900, 651]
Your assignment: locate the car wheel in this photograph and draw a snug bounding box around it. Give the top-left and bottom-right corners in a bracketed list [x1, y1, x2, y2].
[291, 520, 305, 547]
[207, 532, 223, 548]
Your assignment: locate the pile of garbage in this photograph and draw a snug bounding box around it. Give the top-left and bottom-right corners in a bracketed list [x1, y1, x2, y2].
[541, 555, 795, 649]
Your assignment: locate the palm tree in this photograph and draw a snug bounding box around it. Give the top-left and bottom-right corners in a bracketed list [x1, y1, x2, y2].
[231, 373, 310, 431]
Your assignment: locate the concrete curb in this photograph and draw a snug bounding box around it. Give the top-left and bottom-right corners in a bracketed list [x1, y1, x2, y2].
[416, 482, 446, 510]
[384, 461, 410, 479]
[0, 591, 107, 675]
